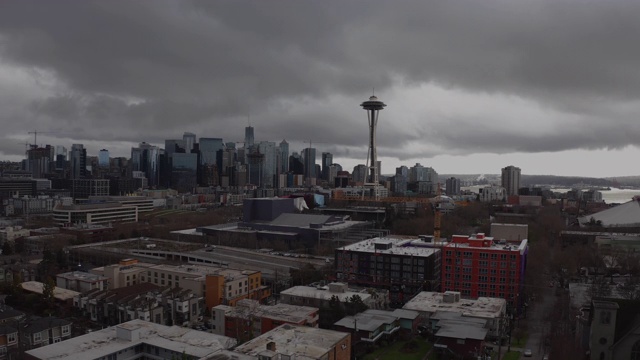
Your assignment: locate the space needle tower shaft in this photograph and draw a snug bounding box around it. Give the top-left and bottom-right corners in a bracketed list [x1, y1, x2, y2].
[360, 95, 386, 185]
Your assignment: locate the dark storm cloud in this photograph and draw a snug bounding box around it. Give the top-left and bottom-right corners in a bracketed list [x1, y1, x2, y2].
[1, 0, 640, 160]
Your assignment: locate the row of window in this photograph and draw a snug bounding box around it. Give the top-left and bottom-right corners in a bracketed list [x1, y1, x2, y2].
[445, 251, 518, 261]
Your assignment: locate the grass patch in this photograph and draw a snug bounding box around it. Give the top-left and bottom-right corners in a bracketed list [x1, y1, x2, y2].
[362, 339, 432, 360]
[511, 333, 528, 348]
[503, 351, 521, 360]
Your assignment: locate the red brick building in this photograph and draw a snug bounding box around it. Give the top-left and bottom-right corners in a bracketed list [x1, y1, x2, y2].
[441, 233, 528, 311]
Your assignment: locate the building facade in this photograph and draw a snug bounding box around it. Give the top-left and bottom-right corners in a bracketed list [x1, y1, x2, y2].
[440, 233, 528, 309]
[335, 237, 441, 305]
[501, 165, 521, 196]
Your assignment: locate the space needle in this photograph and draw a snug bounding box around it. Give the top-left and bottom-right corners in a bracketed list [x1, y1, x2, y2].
[361, 94, 386, 197]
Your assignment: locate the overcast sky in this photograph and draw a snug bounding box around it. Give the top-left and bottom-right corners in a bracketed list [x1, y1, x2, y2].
[1, 0, 639, 178]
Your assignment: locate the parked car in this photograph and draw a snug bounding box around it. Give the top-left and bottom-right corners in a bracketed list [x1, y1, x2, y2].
[523, 349, 532, 357]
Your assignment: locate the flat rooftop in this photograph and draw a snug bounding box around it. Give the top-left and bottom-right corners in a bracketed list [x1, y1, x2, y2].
[403, 291, 506, 319]
[21, 281, 80, 301]
[334, 313, 397, 332]
[57, 271, 108, 282]
[434, 312, 488, 340]
[280, 285, 372, 303]
[234, 324, 349, 358]
[338, 236, 440, 257]
[217, 299, 317, 324]
[25, 319, 236, 360]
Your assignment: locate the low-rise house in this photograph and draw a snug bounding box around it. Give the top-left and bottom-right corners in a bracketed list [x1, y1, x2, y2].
[430, 312, 489, 360]
[74, 283, 204, 327]
[0, 324, 19, 359]
[333, 311, 400, 345]
[21, 317, 72, 350]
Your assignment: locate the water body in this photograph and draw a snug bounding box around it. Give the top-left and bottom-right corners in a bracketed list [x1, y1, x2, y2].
[460, 186, 640, 204]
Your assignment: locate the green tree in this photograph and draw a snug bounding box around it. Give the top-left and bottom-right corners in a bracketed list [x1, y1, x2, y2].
[2, 242, 13, 255]
[42, 276, 56, 306]
[56, 249, 69, 270]
[345, 295, 368, 316]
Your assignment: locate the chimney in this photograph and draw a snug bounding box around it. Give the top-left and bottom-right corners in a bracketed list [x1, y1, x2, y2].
[267, 341, 276, 352]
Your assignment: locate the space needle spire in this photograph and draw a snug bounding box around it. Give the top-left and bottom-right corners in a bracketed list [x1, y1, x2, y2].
[360, 94, 386, 189]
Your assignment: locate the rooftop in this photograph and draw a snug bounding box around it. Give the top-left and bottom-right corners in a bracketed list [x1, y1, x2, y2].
[338, 236, 440, 257]
[433, 312, 488, 340]
[218, 299, 317, 324]
[280, 284, 373, 303]
[25, 319, 236, 360]
[57, 271, 108, 283]
[403, 291, 506, 319]
[578, 199, 640, 227]
[334, 313, 397, 332]
[21, 281, 80, 301]
[233, 324, 349, 359]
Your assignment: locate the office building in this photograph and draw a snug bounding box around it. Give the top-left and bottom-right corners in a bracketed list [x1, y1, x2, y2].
[131, 142, 160, 187]
[70, 144, 87, 179]
[199, 137, 224, 166]
[446, 177, 461, 196]
[322, 152, 333, 181]
[98, 149, 109, 167]
[352, 164, 367, 184]
[302, 147, 317, 180]
[501, 165, 521, 196]
[258, 141, 277, 188]
[279, 139, 289, 174]
[182, 132, 196, 153]
[170, 152, 198, 192]
[52, 201, 138, 226]
[244, 126, 254, 148]
[164, 139, 185, 155]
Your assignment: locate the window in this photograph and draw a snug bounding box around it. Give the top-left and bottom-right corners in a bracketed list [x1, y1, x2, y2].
[62, 325, 70, 336]
[33, 332, 42, 343]
[600, 311, 611, 325]
[7, 333, 16, 343]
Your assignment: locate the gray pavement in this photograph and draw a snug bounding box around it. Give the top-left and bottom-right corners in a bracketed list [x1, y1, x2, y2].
[497, 285, 555, 360]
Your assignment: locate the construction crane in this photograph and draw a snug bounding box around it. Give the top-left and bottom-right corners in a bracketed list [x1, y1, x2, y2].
[27, 130, 54, 147]
[433, 183, 442, 242]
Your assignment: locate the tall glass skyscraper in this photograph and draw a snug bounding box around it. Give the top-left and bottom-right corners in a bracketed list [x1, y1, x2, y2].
[302, 147, 316, 179]
[131, 142, 160, 187]
[244, 126, 254, 148]
[183, 132, 196, 153]
[70, 144, 87, 179]
[258, 141, 277, 188]
[199, 138, 224, 166]
[322, 152, 333, 181]
[98, 149, 110, 167]
[279, 140, 289, 174]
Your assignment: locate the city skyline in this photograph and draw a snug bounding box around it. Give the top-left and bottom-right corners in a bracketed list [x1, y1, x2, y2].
[1, 1, 640, 178]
